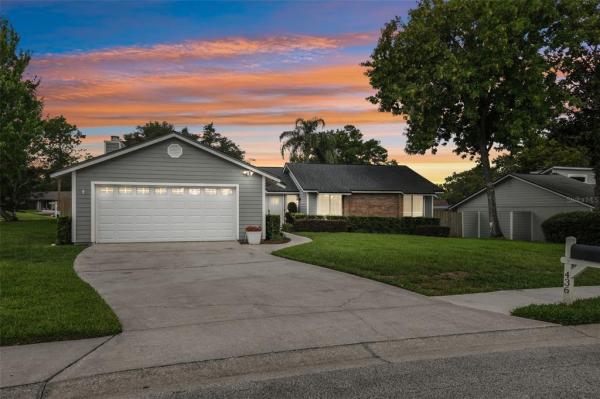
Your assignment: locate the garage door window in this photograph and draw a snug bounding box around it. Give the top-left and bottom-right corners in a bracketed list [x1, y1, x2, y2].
[136, 187, 150, 194]
[155, 187, 167, 195]
[119, 187, 133, 194]
[172, 187, 184, 195]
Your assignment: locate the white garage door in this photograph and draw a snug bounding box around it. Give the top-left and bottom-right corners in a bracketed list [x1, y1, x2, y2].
[94, 184, 237, 243]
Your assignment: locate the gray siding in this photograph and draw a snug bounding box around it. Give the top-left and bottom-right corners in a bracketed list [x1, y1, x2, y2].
[298, 190, 308, 214]
[462, 211, 478, 238]
[512, 211, 532, 241]
[307, 193, 318, 215]
[74, 138, 263, 242]
[457, 177, 592, 241]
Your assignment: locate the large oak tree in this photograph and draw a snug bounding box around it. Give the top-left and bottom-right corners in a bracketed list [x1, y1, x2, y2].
[364, 0, 598, 237]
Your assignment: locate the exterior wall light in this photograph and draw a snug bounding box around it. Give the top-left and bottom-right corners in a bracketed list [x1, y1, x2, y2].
[242, 170, 254, 176]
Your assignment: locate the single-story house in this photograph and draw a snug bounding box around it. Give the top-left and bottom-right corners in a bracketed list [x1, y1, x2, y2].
[260, 163, 442, 222]
[28, 191, 61, 213]
[50, 133, 441, 244]
[450, 171, 596, 241]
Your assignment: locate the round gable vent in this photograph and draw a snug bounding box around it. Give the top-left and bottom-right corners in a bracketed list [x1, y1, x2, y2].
[167, 144, 183, 158]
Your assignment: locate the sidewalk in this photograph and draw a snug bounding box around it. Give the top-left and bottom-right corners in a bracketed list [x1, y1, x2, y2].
[434, 286, 600, 315]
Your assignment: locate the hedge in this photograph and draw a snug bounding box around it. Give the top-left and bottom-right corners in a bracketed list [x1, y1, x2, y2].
[56, 216, 72, 244]
[542, 211, 600, 245]
[414, 225, 450, 237]
[293, 219, 348, 232]
[265, 214, 282, 240]
[292, 215, 440, 235]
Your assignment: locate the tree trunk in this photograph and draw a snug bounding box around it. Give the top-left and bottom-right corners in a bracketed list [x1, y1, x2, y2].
[480, 145, 504, 238]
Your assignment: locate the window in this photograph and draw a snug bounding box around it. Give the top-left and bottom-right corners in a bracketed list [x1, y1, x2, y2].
[136, 187, 150, 194]
[189, 188, 201, 195]
[155, 187, 167, 195]
[567, 174, 587, 183]
[99, 186, 113, 194]
[204, 188, 217, 195]
[171, 187, 184, 195]
[403, 195, 424, 217]
[118, 187, 133, 194]
[220, 188, 233, 196]
[267, 196, 282, 216]
[317, 194, 342, 216]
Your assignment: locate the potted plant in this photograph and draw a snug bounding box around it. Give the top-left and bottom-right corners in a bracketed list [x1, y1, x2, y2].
[245, 225, 262, 245]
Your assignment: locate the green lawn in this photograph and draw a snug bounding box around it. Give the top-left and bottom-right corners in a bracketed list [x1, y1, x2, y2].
[273, 232, 600, 296]
[512, 297, 600, 325]
[0, 212, 121, 346]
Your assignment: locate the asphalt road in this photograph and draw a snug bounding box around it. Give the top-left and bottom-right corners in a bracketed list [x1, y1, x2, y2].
[156, 344, 600, 399]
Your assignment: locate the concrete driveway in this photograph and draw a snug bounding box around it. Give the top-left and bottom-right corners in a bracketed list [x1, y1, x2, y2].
[47, 237, 547, 382]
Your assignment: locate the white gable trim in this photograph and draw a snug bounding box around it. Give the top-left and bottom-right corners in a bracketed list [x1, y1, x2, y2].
[50, 133, 281, 183]
[450, 174, 594, 210]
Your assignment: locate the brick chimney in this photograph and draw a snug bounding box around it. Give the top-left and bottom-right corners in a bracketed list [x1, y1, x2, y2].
[104, 136, 124, 153]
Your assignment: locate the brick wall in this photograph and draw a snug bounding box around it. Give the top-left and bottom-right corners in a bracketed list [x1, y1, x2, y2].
[343, 194, 403, 217]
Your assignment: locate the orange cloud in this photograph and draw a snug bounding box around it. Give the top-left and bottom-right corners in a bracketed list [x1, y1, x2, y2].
[33, 33, 374, 65]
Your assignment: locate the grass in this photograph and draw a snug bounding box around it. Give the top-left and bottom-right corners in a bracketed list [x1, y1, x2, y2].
[0, 211, 122, 346]
[273, 232, 600, 296]
[512, 297, 600, 325]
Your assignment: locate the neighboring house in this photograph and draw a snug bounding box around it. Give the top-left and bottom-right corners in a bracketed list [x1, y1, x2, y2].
[28, 192, 59, 212]
[51, 133, 281, 243]
[537, 166, 596, 185]
[260, 163, 441, 223]
[450, 173, 596, 241]
[50, 133, 441, 244]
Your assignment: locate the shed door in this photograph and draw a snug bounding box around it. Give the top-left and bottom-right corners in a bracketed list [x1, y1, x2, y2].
[94, 184, 237, 243]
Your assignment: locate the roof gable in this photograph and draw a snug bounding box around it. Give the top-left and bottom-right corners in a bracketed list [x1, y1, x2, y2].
[450, 173, 595, 209]
[50, 133, 280, 182]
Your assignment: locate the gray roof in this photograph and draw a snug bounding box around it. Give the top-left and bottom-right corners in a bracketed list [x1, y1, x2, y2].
[29, 191, 63, 200]
[284, 163, 441, 194]
[450, 173, 597, 209]
[513, 173, 596, 205]
[259, 167, 299, 193]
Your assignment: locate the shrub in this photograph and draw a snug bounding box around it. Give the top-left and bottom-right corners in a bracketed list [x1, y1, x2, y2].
[294, 219, 348, 232]
[284, 212, 294, 224]
[56, 216, 72, 244]
[265, 214, 282, 240]
[414, 225, 450, 237]
[542, 211, 600, 245]
[326, 216, 439, 234]
[287, 202, 298, 213]
[282, 223, 294, 232]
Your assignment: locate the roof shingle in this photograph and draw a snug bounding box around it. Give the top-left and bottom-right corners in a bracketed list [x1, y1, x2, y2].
[278, 163, 441, 194]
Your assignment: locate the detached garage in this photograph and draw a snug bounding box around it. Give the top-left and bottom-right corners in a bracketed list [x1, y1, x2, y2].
[50, 133, 280, 244]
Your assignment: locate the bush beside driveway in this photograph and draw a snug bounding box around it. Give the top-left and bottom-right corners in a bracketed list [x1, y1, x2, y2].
[0, 212, 121, 346]
[273, 232, 600, 296]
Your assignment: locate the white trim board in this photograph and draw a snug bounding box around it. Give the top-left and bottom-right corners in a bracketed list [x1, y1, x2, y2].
[90, 181, 240, 243]
[51, 133, 281, 183]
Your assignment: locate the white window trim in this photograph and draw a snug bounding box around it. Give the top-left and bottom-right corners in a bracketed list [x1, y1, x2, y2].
[90, 181, 239, 243]
[317, 193, 343, 216]
[567, 173, 589, 183]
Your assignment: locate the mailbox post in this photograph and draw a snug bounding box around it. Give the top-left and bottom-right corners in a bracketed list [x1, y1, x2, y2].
[560, 236, 600, 304]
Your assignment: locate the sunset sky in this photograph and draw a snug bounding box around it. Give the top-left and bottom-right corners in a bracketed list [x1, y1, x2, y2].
[3, 0, 474, 183]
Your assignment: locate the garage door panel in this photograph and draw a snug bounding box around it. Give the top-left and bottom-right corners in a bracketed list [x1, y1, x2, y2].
[95, 184, 237, 243]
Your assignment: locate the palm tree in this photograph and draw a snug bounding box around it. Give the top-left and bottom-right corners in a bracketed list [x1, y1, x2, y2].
[280, 117, 332, 162]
